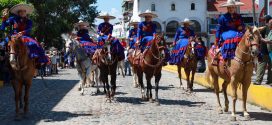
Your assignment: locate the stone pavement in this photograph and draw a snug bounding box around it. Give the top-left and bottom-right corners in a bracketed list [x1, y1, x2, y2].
[0, 69, 271, 125]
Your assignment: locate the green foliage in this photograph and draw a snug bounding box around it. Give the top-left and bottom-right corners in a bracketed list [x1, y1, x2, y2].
[1, 0, 99, 49]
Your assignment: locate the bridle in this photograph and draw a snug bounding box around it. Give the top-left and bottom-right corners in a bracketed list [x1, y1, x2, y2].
[8, 38, 28, 71]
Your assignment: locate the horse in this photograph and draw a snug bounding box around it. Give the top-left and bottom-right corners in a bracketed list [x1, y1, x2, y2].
[131, 35, 166, 105]
[128, 48, 139, 88]
[176, 37, 198, 92]
[8, 35, 36, 120]
[92, 38, 123, 102]
[64, 35, 100, 95]
[206, 26, 261, 121]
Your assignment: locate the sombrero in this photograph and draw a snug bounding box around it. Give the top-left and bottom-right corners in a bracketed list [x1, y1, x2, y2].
[220, 0, 245, 8]
[10, 4, 34, 15]
[181, 18, 194, 25]
[129, 18, 140, 26]
[138, 10, 158, 18]
[74, 20, 90, 28]
[97, 12, 116, 19]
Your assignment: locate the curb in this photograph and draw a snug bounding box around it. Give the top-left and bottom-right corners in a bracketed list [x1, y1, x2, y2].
[163, 65, 272, 111]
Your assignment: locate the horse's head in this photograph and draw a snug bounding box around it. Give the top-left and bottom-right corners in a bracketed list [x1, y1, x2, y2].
[8, 36, 28, 70]
[185, 36, 197, 58]
[152, 34, 166, 58]
[243, 26, 262, 57]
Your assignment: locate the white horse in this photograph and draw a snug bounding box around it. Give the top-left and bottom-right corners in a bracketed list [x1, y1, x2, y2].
[63, 34, 100, 95]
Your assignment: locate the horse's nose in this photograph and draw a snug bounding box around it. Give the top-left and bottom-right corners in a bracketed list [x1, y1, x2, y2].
[9, 54, 16, 62]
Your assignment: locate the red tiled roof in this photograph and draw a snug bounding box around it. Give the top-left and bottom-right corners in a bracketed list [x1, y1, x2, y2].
[208, 0, 258, 12]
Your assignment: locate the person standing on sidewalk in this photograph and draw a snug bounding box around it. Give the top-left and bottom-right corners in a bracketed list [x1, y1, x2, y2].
[254, 15, 272, 85]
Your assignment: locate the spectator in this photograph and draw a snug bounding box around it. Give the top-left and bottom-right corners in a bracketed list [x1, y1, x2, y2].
[124, 47, 131, 76]
[120, 38, 127, 48]
[254, 15, 272, 85]
[51, 51, 58, 74]
[195, 37, 207, 73]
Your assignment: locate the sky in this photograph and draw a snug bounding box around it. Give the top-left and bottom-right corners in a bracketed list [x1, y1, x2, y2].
[94, 0, 123, 25]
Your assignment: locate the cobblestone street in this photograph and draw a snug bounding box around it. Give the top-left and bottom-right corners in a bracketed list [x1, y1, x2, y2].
[0, 69, 271, 125]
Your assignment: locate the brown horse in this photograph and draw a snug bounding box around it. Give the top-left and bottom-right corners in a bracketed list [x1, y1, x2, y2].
[176, 37, 198, 92]
[8, 36, 36, 120]
[131, 35, 166, 105]
[206, 26, 261, 121]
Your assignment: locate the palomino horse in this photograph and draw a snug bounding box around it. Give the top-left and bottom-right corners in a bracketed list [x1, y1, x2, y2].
[176, 37, 198, 92]
[206, 26, 261, 121]
[64, 35, 99, 95]
[92, 38, 123, 102]
[131, 35, 166, 105]
[8, 36, 36, 120]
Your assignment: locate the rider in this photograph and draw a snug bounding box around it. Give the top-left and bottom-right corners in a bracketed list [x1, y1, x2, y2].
[96, 13, 115, 49]
[74, 20, 97, 56]
[214, 0, 245, 66]
[169, 18, 195, 65]
[128, 18, 139, 49]
[0, 4, 48, 64]
[136, 10, 157, 52]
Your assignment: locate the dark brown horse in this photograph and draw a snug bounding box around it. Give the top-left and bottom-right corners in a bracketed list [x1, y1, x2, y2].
[92, 44, 119, 102]
[176, 37, 198, 92]
[131, 35, 166, 105]
[206, 26, 261, 121]
[8, 36, 36, 120]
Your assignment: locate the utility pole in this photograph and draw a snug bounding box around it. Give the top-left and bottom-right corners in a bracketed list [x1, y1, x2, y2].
[252, 0, 257, 25]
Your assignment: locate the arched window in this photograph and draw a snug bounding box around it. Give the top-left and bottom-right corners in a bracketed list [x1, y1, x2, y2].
[191, 20, 201, 32]
[151, 3, 156, 11]
[166, 21, 179, 38]
[191, 3, 195, 10]
[153, 21, 162, 33]
[171, 4, 175, 11]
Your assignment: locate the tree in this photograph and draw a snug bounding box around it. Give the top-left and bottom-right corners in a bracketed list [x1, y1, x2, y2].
[1, 0, 99, 49]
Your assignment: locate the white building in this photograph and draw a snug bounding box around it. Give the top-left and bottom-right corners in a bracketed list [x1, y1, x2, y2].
[130, 0, 207, 41]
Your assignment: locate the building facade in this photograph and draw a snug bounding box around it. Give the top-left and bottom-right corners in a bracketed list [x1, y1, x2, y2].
[123, 0, 207, 42]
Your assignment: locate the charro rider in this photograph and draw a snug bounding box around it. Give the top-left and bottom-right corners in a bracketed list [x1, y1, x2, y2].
[135, 10, 157, 52]
[0, 4, 48, 66]
[213, 0, 245, 66]
[169, 18, 195, 65]
[96, 12, 115, 49]
[128, 18, 139, 49]
[74, 20, 97, 56]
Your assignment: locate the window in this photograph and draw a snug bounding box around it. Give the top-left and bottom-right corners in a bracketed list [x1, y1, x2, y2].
[191, 3, 195, 10]
[171, 4, 175, 11]
[151, 3, 155, 11]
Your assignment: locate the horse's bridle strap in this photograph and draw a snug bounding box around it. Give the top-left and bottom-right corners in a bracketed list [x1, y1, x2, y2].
[234, 56, 253, 66]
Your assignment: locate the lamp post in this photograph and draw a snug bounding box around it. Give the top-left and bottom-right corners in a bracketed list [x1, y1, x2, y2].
[252, 0, 257, 25]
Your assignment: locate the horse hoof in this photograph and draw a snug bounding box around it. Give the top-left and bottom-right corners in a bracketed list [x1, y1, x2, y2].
[224, 107, 229, 112]
[155, 101, 160, 106]
[149, 98, 154, 103]
[218, 110, 223, 114]
[244, 115, 251, 121]
[230, 116, 237, 121]
[97, 89, 101, 94]
[78, 88, 82, 91]
[80, 93, 84, 96]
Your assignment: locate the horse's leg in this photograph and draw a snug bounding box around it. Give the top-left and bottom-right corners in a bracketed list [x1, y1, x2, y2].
[132, 67, 138, 88]
[145, 74, 153, 102]
[222, 81, 229, 112]
[120, 61, 125, 78]
[95, 68, 100, 93]
[230, 80, 238, 121]
[242, 80, 251, 120]
[190, 69, 196, 91]
[211, 73, 223, 114]
[23, 80, 32, 118]
[177, 65, 183, 89]
[110, 64, 117, 98]
[155, 71, 162, 106]
[14, 81, 22, 120]
[185, 68, 191, 92]
[137, 70, 145, 100]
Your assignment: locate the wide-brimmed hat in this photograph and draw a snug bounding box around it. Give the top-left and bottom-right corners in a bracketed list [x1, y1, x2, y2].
[181, 18, 194, 25]
[74, 20, 89, 28]
[10, 4, 34, 15]
[139, 10, 158, 18]
[97, 12, 116, 19]
[220, 0, 245, 8]
[129, 18, 140, 26]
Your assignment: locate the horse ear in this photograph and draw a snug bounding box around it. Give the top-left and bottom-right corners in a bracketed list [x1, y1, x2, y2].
[246, 25, 252, 31]
[257, 26, 266, 32]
